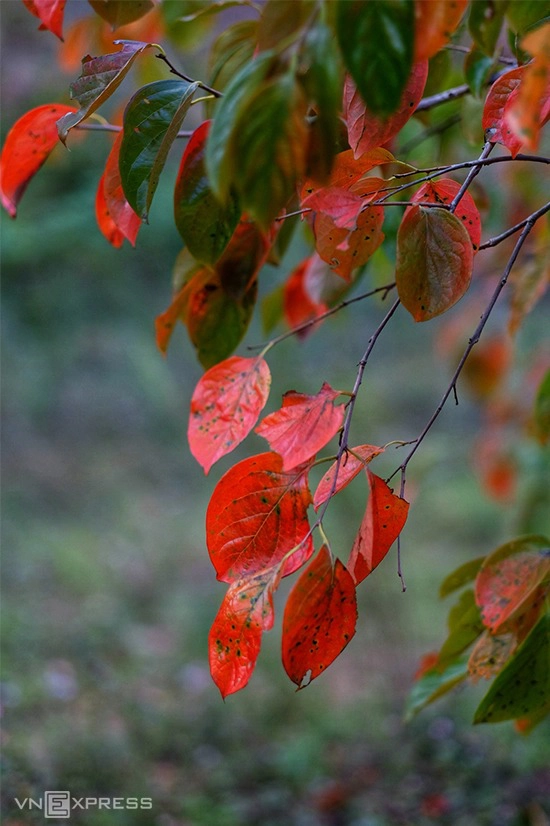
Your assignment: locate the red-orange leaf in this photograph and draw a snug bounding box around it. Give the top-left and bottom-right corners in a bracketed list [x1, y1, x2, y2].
[154, 263, 206, 355]
[475, 535, 550, 633]
[344, 61, 428, 158]
[302, 187, 365, 230]
[206, 452, 314, 583]
[98, 131, 141, 247]
[313, 444, 385, 511]
[409, 179, 481, 252]
[255, 383, 345, 471]
[348, 471, 410, 585]
[414, 0, 468, 62]
[283, 256, 328, 334]
[209, 565, 282, 698]
[482, 67, 525, 157]
[282, 545, 357, 688]
[188, 356, 271, 474]
[312, 204, 385, 282]
[395, 205, 474, 321]
[505, 23, 550, 152]
[22, 0, 66, 40]
[0, 104, 76, 217]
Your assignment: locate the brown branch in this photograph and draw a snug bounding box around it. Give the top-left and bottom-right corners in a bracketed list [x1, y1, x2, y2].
[449, 141, 494, 213]
[479, 201, 550, 249]
[155, 52, 223, 98]
[390, 202, 550, 491]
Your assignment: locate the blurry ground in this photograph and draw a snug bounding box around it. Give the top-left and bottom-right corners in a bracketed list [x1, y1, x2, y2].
[1, 3, 549, 825]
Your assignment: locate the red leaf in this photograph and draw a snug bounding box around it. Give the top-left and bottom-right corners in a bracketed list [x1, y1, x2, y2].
[154, 263, 207, 355]
[414, 0, 468, 62]
[482, 67, 525, 157]
[209, 565, 282, 698]
[0, 104, 76, 217]
[302, 187, 365, 230]
[409, 179, 481, 252]
[206, 452, 314, 583]
[188, 356, 271, 474]
[282, 545, 357, 688]
[395, 205, 474, 321]
[97, 132, 141, 247]
[283, 256, 328, 334]
[348, 471, 410, 585]
[344, 61, 428, 158]
[255, 383, 345, 471]
[313, 444, 385, 511]
[475, 535, 550, 633]
[22, 0, 66, 40]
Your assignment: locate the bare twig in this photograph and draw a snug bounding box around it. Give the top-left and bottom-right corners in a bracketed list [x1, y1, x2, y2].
[251, 282, 396, 351]
[415, 83, 471, 112]
[479, 201, 550, 249]
[75, 122, 193, 138]
[449, 141, 494, 213]
[389, 202, 550, 492]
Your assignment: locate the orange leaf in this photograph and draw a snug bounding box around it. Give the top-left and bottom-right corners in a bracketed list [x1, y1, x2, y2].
[475, 535, 550, 633]
[505, 23, 550, 152]
[409, 178, 481, 252]
[22, 0, 67, 40]
[300, 148, 396, 201]
[97, 131, 141, 247]
[313, 444, 385, 511]
[255, 383, 345, 471]
[348, 471, 409, 585]
[209, 565, 282, 698]
[414, 0, 468, 62]
[206, 452, 314, 583]
[482, 67, 525, 157]
[312, 203, 385, 282]
[188, 356, 271, 474]
[344, 61, 428, 158]
[468, 630, 517, 683]
[0, 104, 76, 217]
[282, 545, 357, 688]
[154, 263, 207, 355]
[395, 205, 474, 321]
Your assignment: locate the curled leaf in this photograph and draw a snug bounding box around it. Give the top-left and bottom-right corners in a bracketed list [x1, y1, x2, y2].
[0, 104, 76, 218]
[96, 131, 141, 247]
[313, 444, 385, 511]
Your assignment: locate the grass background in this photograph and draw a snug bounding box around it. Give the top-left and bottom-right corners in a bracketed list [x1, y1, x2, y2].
[1, 2, 549, 824]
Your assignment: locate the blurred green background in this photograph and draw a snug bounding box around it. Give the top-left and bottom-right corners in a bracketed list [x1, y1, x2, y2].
[1, 3, 549, 825]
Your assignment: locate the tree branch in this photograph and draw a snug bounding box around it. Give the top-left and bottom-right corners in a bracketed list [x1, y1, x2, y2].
[390, 202, 550, 489]
[155, 53, 223, 98]
[479, 201, 550, 249]
[449, 141, 494, 213]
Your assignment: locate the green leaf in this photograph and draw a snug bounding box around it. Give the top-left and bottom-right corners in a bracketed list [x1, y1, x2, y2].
[120, 79, 199, 221]
[297, 22, 342, 182]
[395, 206, 474, 321]
[206, 51, 276, 202]
[474, 613, 550, 723]
[57, 40, 155, 143]
[208, 20, 258, 95]
[178, 0, 253, 23]
[228, 73, 308, 229]
[464, 47, 499, 98]
[506, 1, 550, 36]
[174, 120, 240, 266]
[186, 271, 257, 369]
[88, 0, 154, 28]
[468, 1, 508, 56]
[405, 657, 469, 720]
[439, 556, 486, 598]
[257, 0, 315, 51]
[438, 590, 484, 666]
[335, 0, 414, 116]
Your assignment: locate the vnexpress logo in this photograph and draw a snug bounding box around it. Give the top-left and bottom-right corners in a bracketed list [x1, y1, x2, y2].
[45, 792, 71, 818]
[14, 793, 153, 818]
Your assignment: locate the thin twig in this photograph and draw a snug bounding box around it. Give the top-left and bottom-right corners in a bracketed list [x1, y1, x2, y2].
[389, 202, 550, 492]
[75, 122, 193, 138]
[156, 52, 223, 98]
[449, 141, 494, 213]
[415, 83, 471, 112]
[479, 202, 550, 249]
[250, 283, 396, 351]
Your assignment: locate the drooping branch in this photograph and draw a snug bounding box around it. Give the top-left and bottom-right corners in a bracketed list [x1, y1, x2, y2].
[390, 201, 550, 490]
